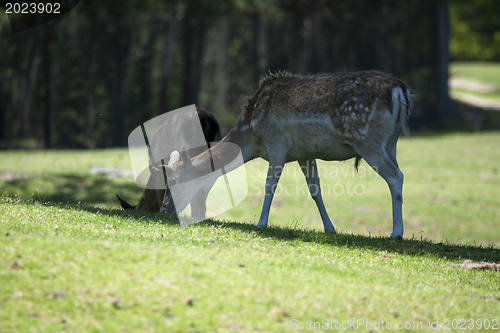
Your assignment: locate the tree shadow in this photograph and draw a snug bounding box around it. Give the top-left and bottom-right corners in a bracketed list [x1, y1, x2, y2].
[451, 99, 500, 131]
[2, 166, 499, 264]
[1, 173, 141, 207]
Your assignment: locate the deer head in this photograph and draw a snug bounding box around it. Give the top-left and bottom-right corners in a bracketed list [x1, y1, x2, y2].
[154, 147, 214, 217]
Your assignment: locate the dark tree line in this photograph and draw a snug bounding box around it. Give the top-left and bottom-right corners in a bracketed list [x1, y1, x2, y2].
[450, 0, 500, 61]
[0, 0, 451, 149]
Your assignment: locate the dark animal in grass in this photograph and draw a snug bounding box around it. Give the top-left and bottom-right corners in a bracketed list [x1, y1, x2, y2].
[117, 107, 222, 217]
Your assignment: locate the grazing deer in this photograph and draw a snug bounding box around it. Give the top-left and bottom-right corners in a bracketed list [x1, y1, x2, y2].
[158, 71, 412, 238]
[117, 107, 222, 216]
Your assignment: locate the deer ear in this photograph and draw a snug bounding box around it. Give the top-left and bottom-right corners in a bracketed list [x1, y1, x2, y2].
[168, 151, 180, 167]
[180, 145, 193, 169]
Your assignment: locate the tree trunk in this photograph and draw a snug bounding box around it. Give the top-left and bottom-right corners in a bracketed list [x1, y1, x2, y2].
[182, 17, 206, 106]
[159, 19, 178, 115]
[212, 18, 230, 115]
[0, 77, 4, 143]
[41, 25, 53, 148]
[85, 23, 96, 148]
[434, 2, 453, 123]
[110, 20, 130, 146]
[20, 35, 40, 141]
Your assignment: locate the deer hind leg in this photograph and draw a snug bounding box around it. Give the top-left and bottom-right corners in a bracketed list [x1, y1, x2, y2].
[354, 144, 404, 238]
[385, 128, 401, 170]
[190, 189, 208, 219]
[256, 148, 287, 228]
[298, 159, 335, 233]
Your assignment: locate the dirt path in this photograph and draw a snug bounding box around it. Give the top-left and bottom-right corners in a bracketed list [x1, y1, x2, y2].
[449, 77, 499, 93]
[449, 77, 500, 110]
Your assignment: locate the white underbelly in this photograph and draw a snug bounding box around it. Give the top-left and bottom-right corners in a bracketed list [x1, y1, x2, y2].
[286, 138, 356, 161]
[254, 112, 359, 162]
[285, 118, 357, 161]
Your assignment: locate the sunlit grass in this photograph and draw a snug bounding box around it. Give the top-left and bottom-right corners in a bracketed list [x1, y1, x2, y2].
[219, 133, 500, 246]
[1, 196, 499, 332]
[451, 88, 500, 101]
[1, 133, 499, 332]
[1, 133, 499, 245]
[450, 62, 500, 87]
[449, 62, 500, 105]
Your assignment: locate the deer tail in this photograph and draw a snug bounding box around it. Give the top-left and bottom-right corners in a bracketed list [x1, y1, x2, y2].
[391, 86, 412, 137]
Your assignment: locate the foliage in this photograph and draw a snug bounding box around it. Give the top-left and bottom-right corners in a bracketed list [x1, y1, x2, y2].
[1, 1, 449, 148]
[450, 0, 500, 61]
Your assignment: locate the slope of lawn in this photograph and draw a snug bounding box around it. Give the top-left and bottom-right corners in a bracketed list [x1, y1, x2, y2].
[449, 62, 500, 107]
[1, 133, 499, 332]
[450, 62, 500, 87]
[2, 132, 497, 245]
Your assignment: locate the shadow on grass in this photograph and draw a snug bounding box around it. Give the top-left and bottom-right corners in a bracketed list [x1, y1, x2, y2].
[12, 197, 498, 264]
[1, 173, 141, 207]
[201, 220, 500, 263]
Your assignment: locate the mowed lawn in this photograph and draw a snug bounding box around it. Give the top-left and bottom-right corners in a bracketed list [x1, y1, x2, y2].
[1, 132, 498, 245]
[449, 62, 500, 106]
[0, 132, 499, 332]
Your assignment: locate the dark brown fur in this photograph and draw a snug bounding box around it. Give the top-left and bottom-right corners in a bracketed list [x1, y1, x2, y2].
[117, 107, 221, 212]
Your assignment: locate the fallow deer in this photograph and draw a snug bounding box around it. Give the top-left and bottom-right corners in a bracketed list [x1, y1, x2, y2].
[117, 107, 222, 216]
[157, 71, 412, 238]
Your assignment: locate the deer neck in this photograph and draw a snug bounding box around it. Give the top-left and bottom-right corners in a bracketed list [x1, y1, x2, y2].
[190, 127, 259, 177]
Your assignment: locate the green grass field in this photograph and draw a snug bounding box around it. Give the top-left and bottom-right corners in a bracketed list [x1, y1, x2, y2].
[449, 62, 500, 106]
[1, 133, 499, 332]
[450, 62, 500, 87]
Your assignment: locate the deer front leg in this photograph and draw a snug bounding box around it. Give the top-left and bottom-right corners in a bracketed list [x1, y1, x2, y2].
[298, 159, 336, 233]
[191, 189, 208, 219]
[257, 149, 287, 228]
